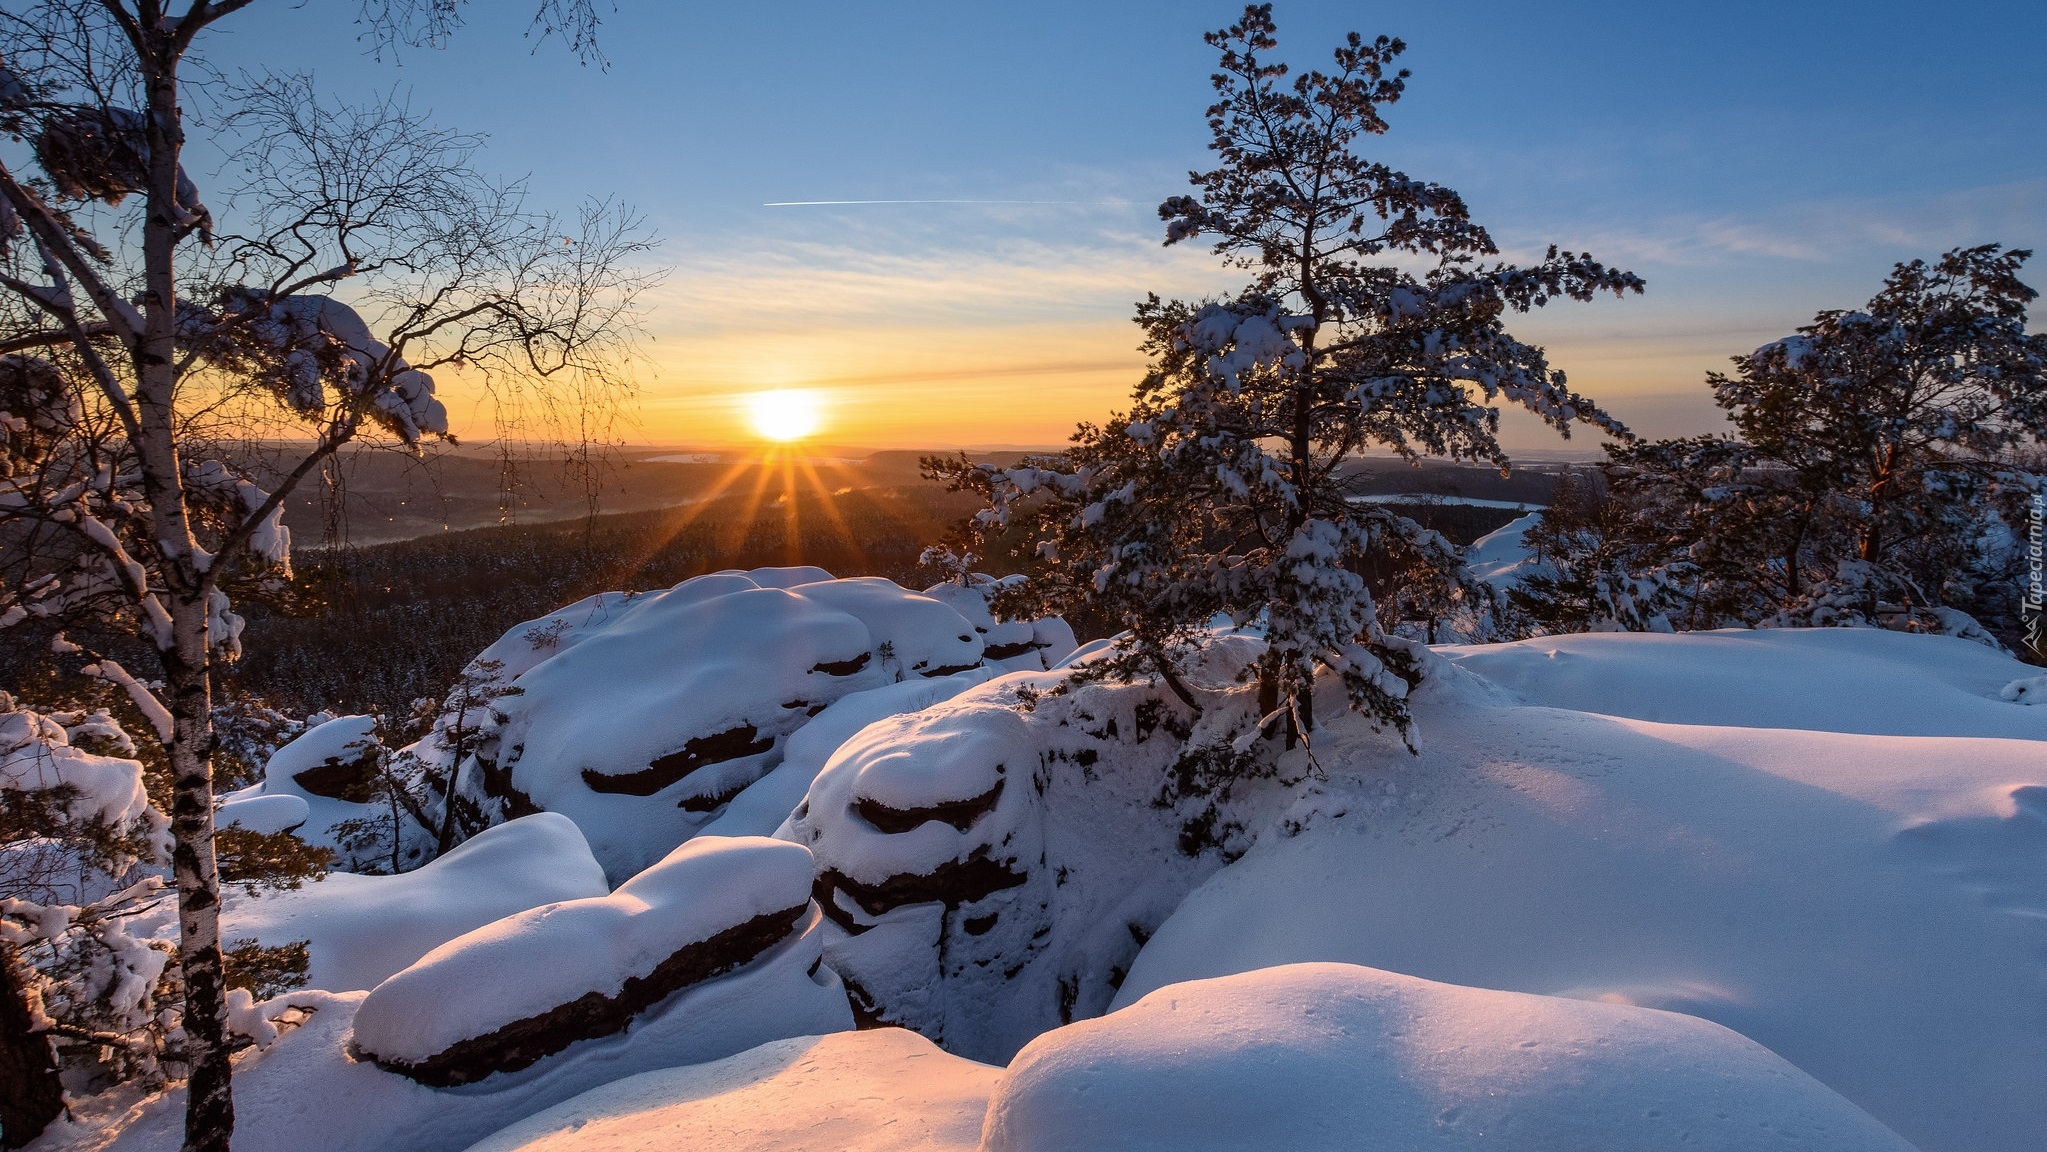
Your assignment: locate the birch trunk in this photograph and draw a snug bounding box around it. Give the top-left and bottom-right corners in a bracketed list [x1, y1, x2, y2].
[135, 38, 236, 1152]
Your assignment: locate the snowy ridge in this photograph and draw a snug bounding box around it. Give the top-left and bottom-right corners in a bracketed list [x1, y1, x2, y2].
[217, 714, 388, 870]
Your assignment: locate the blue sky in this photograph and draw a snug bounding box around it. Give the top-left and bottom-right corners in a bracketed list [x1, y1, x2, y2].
[207, 1, 2047, 450]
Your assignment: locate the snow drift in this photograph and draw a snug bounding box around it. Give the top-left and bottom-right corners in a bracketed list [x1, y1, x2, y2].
[1120, 628, 2047, 1152]
[218, 813, 607, 992]
[465, 1029, 1000, 1152]
[985, 962, 1917, 1152]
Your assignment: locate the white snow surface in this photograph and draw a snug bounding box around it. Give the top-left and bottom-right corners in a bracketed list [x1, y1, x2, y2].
[1440, 626, 2047, 738]
[464, 1029, 1000, 1152]
[1119, 628, 2047, 1152]
[988, 962, 1915, 1152]
[218, 814, 607, 992]
[212, 793, 308, 837]
[350, 836, 817, 1064]
[69, 925, 851, 1152]
[41, 618, 2045, 1152]
[921, 576, 1080, 674]
[1462, 509, 1543, 589]
[2002, 673, 2047, 704]
[787, 630, 1314, 1062]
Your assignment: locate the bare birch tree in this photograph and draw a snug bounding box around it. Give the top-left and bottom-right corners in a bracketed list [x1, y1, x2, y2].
[0, 4, 651, 1149]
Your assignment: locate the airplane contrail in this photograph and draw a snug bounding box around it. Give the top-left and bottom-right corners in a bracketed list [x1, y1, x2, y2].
[762, 198, 1129, 207]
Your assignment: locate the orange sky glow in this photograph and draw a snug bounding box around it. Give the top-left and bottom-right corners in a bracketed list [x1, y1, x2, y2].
[590, 244, 1740, 456]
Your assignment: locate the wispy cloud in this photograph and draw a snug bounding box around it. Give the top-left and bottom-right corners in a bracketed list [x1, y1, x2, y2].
[1556, 179, 2047, 270]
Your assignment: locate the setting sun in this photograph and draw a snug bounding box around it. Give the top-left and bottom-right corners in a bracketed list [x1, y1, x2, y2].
[746, 389, 825, 441]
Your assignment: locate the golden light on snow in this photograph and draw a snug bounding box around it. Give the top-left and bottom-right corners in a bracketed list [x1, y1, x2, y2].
[746, 389, 824, 441]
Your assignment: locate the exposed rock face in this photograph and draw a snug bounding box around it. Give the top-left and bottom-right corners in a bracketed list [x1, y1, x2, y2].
[402, 568, 1076, 882]
[350, 837, 825, 1085]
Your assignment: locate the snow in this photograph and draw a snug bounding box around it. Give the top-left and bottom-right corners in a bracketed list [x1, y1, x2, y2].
[787, 633, 1299, 1062]
[1439, 627, 2047, 738]
[413, 568, 1070, 881]
[35, 597, 2045, 1152]
[788, 577, 982, 677]
[214, 792, 308, 836]
[2001, 673, 2047, 704]
[73, 929, 851, 1152]
[1118, 629, 2047, 1152]
[217, 814, 607, 993]
[219, 714, 390, 867]
[797, 702, 1036, 886]
[920, 576, 1078, 674]
[1462, 509, 1543, 589]
[987, 963, 1915, 1152]
[350, 836, 817, 1065]
[463, 1029, 999, 1152]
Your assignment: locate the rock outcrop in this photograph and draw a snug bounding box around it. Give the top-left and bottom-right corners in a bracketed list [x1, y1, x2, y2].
[349, 836, 829, 1086]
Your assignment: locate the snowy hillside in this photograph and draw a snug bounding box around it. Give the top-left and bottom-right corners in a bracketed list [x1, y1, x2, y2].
[1118, 629, 2047, 1152]
[35, 582, 2046, 1152]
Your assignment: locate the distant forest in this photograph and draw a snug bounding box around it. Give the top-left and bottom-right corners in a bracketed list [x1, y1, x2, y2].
[228, 458, 1536, 719]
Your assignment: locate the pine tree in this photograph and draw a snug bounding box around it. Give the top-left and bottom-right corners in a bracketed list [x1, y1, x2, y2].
[932, 4, 1640, 745]
[1522, 246, 2046, 646]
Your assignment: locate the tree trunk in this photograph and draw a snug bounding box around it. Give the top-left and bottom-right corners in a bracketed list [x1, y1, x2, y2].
[136, 44, 236, 1152]
[164, 605, 233, 1152]
[1256, 659, 1279, 736]
[0, 948, 65, 1149]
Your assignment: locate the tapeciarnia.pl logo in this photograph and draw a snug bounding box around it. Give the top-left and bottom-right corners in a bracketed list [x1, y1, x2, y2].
[2026, 493, 2044, 659]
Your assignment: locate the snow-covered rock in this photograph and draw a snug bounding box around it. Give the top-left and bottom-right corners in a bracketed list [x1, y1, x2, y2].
[220, 813, 607, 992]
[218, 714, 392, 869]
[921, 574, 1079, 673]
[787, 629, 1335, 1062]
[464, 1029, 1000, 1152]
[2001, 673, 2047, 704]
[85, 947, 852, 1152]
[350, 836, 832, 1085]
[409, 568, 1075, 881]
[985, 963, 1917, 1152]
[699, 670, 995, 840]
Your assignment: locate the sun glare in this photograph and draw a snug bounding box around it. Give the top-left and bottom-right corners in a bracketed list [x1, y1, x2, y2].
[746, 389, 824, 442]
